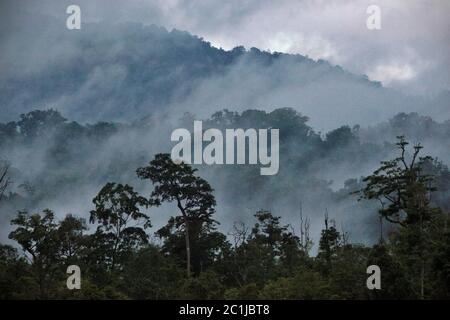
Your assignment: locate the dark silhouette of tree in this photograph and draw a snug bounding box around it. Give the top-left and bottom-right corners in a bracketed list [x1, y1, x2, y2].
[366, 244, 412, 299]
[120, 245, 183, 299]
[0, 162, 11, 202]
[17, 109, 67, 139]
[90, 182, 150, 273]
[137, 153, 216, 277]
[57, 214, 87, 264]
[224, 210, 306, 287]
[8, 210, 60, 298]
[156, 215, 228, 276]
[358, 136, 443, 299]
[358, 136, 439, 226]
[1, 134, 449, 300]
[0, 244, 33, 299]
[317, 212, 341, 275]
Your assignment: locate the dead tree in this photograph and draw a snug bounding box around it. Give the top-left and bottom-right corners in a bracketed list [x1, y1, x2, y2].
[229, 221, 249, 248]
[228, 221, 250, 287]
[299, 201, 311, 252]
[0, 163, 11, 202]
[340, 223, 350, 246]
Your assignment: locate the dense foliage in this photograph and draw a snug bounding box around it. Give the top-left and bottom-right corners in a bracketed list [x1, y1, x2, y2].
[1, 134, 449, 299]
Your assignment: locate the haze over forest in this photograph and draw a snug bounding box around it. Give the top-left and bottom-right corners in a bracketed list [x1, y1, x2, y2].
[0, 3, 449, 250]
[1, 1, 450, 301]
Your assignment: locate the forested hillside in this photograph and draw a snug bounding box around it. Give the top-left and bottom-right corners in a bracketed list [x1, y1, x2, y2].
[1, 9, 449, 301]
[1, 134, 449, 299]
[2, 16, 449, 129]
[1, 108, 449, 244]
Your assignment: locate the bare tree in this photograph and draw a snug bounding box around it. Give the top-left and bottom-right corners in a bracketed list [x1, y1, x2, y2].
[228, 221, 249, 248]
[298, 201, 311, 252]
[0, 162, 11, 202]
[340, 223, 350, 246]
[228, 221, 250, 287]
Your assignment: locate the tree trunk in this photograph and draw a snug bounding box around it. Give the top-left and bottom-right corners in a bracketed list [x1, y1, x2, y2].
[177, 198, 191, 278]
[420, 260, 424, 299]
[419, 206, 425, 299]
[184, 216, 191, 278]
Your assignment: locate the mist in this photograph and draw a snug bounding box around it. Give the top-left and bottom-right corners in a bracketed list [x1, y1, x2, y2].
[0, 6, 449, 253]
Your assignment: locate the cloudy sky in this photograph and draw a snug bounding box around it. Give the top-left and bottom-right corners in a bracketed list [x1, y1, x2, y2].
[2, 0, 449, 95]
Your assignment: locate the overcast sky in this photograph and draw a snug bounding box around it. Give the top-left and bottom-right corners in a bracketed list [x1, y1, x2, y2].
[2, 0, 450, 94]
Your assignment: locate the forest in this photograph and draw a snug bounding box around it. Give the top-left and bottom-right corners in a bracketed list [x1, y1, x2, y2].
[0, 109, 449, 299]
[1, 0, 449, 303]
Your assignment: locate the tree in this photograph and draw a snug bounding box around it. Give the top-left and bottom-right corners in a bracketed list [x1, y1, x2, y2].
[137, 153, 216, 277]
[258, 267, 330, 299]
[17, 109, 67, 139]
[325, 125, 358, 149]
[358, 136, 439, 226]
[180, 270, 225, 299]
[0, 244, 34, 299]
[358, 136, 442, 298]
[156, 215, 228, 276]
[317, 213, 341, 275]
[90, 182, 150, 273]
[57, 214, 87, 264]
[366, 244, 412, 299]
[250, 210, 306, 276]
[120, 245, 184, 299]
[0, 161, 11, 202]
[430, 220, 450, 298]
[224, 210, 306, 287]
[8, 209, 61, 298]
[327, 244, 370, 299]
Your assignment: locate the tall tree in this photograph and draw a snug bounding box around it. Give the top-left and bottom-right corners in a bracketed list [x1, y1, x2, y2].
[90, 182, 150, 273]
[358, 136, 441, 298]
[358, 136, 439, 226]
[317, 213, 341, 275]
[156, 215, 227, 276]
[137, 153, 216, 277]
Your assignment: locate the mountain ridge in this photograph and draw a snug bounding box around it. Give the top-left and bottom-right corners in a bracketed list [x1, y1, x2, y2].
[3, 17, 444, 130]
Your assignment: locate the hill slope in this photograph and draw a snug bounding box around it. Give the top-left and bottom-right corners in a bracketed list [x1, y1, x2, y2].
[1, 15, 448, 129]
